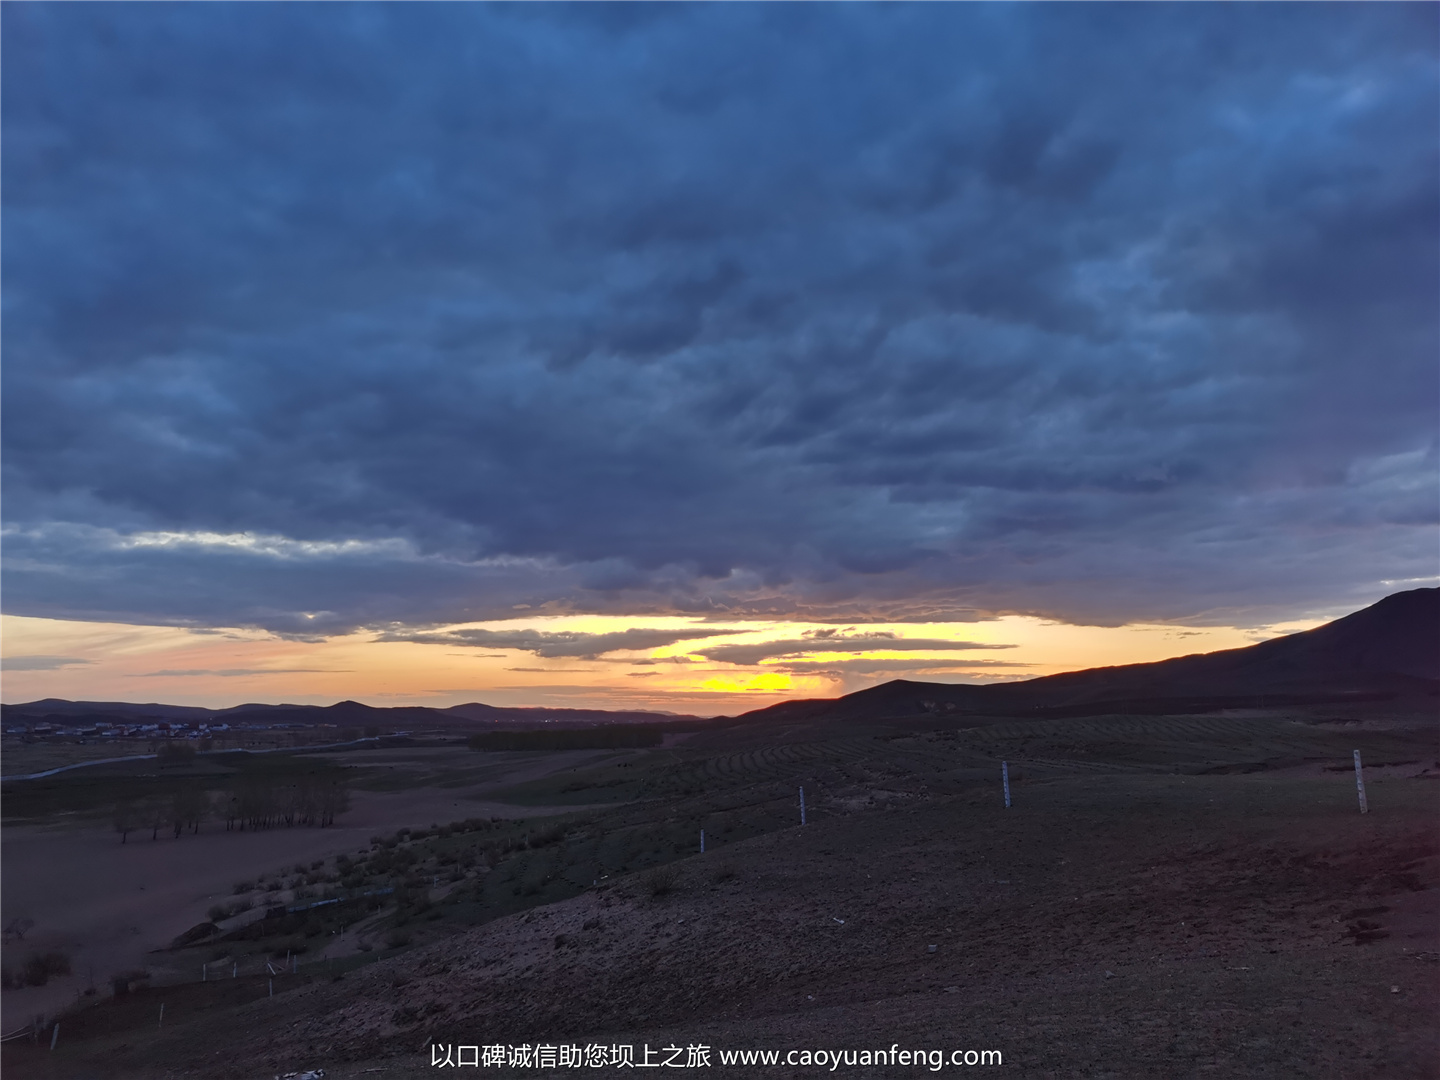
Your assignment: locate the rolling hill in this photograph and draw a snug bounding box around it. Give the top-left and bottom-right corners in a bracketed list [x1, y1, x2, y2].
[737, 587, 1440, 723]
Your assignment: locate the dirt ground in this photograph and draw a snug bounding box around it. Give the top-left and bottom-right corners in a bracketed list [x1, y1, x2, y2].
[3, 707, 1436, 1078]
[9, 770, 1439, 1077]
[0, 746, 624, 1029]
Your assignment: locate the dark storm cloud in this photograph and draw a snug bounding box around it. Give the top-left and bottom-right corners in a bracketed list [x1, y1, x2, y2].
[3, 4, 1436, 634]
[695, 635, 1016, 667]
[383, 626, 743, 659]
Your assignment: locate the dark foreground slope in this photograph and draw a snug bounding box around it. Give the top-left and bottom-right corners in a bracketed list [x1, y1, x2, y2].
[742, 588, 1440, 725]
[8, 707, 1436, 1080]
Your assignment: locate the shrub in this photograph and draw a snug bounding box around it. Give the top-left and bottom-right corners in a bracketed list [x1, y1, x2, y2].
[468, 725, 663, 751]
[644, 865, 678, 897]
[156, 741, 197, 766]
[233, 881, 254, 895]
[530, 824, 566, 847]
[21, 951, 71, 987]
[111, 969, 149, 996]
[709, 865, 737, 884]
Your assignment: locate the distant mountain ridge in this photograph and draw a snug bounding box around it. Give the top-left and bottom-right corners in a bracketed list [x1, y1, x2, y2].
[1, 696, 706, 729]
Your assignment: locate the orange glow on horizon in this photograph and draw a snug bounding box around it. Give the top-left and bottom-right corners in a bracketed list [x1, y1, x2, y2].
[0, 611, 1325, 715]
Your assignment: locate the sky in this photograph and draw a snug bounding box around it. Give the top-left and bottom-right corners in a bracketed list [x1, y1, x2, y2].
[2, 4, 1436, 714]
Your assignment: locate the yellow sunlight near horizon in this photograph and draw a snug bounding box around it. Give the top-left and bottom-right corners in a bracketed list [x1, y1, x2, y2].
[0, 611, 1325, 716]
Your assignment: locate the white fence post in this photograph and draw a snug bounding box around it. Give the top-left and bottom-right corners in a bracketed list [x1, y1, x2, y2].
[1002, 761, 1011, 809]
[800, 787, 806, 826]
[50, 1023, 58, 1050]
[700, 829, 705, 854]
[1353, 750, 1368, 814]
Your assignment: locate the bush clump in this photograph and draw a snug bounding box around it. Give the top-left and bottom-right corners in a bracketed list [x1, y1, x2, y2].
[21, 952, 71, 987]
[111, 969, 149, 996]
[207, 898, 252, 921]
[644, 865, 678, 897]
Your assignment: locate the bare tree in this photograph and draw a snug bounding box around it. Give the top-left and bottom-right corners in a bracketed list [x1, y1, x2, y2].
[157, 741, 197, 768]
[319, 778, 351, 827]
[214, 790, 239, 831]
[169, 786, 209, 837]
[146, 797, 167, 841]
[235, 778, 277, 830]
[113, 799, 138, 844]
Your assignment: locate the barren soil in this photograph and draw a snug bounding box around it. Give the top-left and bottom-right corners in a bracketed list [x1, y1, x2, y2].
[4, 708, 1437, 1079]
[0, 746, 625, 1027]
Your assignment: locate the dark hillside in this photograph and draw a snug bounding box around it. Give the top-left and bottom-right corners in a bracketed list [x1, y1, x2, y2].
[738, 588, 1440, 723]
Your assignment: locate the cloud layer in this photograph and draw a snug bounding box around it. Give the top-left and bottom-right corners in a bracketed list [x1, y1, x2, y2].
[3, 5, 1436, 636]
[381, 626, 742, 660]
[0, 655, 93, 672]
[693, 634, 1015, 668]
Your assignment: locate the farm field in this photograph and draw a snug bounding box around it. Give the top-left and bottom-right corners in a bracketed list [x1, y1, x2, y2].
[2, 702, 1436, 1078]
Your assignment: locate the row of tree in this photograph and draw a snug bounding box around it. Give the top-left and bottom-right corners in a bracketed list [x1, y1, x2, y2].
[112, 776, 350, 842]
